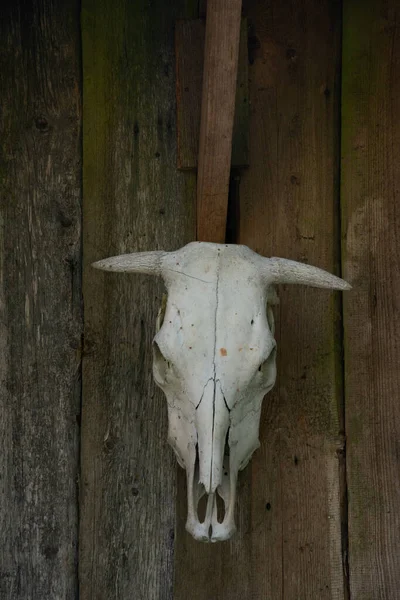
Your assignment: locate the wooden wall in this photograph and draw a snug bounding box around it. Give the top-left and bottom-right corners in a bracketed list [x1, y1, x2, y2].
[0, 1, 399, 599]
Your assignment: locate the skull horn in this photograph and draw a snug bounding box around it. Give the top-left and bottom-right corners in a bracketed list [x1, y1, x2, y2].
[263, 257, 351, 290]
[92, 251, 165, 275]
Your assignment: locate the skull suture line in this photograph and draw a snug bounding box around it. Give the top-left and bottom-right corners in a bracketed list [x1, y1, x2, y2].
[93, 242, 350, 542]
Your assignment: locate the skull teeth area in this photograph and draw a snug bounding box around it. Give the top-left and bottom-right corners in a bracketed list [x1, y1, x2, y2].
[185, 444, 236, 542]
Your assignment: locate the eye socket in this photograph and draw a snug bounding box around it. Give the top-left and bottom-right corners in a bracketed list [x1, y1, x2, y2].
[258, 344, 277, 374]
[153, 340, 166, 363]
[266, 303, 275, 336]
[156, 294, 168, 332]
[153, 341, 169, 385]
[153, 340, 176, 386]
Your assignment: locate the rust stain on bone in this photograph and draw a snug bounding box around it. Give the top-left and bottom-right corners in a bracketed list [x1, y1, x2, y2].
[220, 348, 227, 356]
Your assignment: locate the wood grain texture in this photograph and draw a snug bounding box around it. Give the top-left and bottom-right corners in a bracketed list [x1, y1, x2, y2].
[341, 1, 400, 597]
[197, 0, 243, 242]
[239, 1, 345, 598]
[80, 1, 196, 598]
[176, 1, 344, 598]
[0, 1, 82, 598]
[176, 19, 249, 170]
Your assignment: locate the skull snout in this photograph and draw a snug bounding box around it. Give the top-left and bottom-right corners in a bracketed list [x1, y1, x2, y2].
[184, 380, 238, 542]
[185, 452, 237, 542]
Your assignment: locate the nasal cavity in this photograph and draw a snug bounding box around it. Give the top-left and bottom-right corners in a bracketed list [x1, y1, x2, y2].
[194, 444, 208, 523]
[194, 441, 228, 529]
[215, 428, 230, 523]
[197, 492, 208, 523]
[216, 493, 225, 523]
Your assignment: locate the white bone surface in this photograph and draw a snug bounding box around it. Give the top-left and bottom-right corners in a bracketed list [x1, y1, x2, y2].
[93, 242, 350, 542]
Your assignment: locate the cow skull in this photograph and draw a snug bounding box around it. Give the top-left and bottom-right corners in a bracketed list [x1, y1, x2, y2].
[93, 242, 350, 542]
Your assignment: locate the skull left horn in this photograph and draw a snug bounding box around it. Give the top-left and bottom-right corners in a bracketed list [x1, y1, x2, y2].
[93, 242, 350, 542]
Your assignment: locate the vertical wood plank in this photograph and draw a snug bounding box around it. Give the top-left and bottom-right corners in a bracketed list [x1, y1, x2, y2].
[239, 1, 345, 598]
[80, 1, 196, 599]
[341, 1, 400, 597]
[0, 1, 82, 598]
[176, 1, 344, 599]
[197, 0, 243, 242]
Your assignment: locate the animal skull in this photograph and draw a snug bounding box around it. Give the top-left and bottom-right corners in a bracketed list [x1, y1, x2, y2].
[93, 242, 350, 542]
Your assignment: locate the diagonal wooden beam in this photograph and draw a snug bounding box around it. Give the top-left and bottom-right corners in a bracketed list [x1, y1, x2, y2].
[196, 0, 242, 242]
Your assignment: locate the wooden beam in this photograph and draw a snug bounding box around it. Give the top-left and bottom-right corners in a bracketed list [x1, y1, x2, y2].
[240, 1, 345, 595]
[196, 0, 242, 242]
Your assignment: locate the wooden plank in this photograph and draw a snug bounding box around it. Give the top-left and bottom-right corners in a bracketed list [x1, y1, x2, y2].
[0, 1, 82, 598]
[176, 19, 249, 171]
[341, 1, 400, 597]
[239, 0, 345, 598]
[80, 1, 197, 599]
[175, 1, 344, 598]
[196, 0, 243, 242]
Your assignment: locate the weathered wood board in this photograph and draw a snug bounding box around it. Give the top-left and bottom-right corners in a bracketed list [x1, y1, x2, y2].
[176, 1, 345, 598]
[341, 1, 400, 598]
[0, 1, 82, 598]
[175, 19, 249, 171]
[240, 0, 345, 598]
[80, 1, 196, 598]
